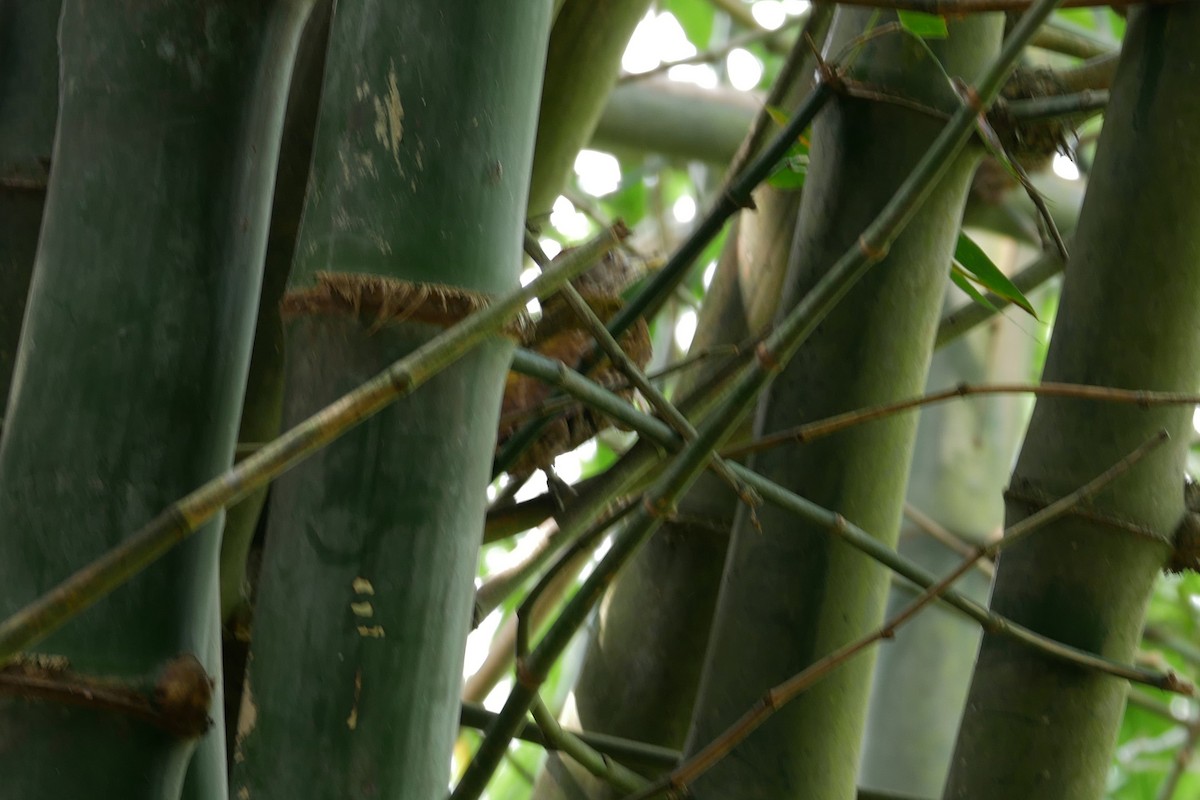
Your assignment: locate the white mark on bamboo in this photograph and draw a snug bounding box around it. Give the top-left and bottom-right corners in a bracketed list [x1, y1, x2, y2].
[372, 61, 405, 170]
[357, 625, 386, 638]
[346, 669, 362, 730]
[352, 577, 375, 596]
[234, 678, 258, 762]
[351, 601, 374, 618]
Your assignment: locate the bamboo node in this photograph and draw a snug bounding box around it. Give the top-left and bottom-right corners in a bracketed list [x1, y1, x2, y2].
[857, 235, 888, 262]
[281, 272, 534, 341]
[754, 342, 780, 372]
[953, 77, 985, 115]
[1005, 483, 1172, 547]
[515, 656, 543, 689]
[155, 653, 214, 738]
[642, 495, 676, 520]
[1167, 480, 1200, 574]
[0, 652, 212, 738]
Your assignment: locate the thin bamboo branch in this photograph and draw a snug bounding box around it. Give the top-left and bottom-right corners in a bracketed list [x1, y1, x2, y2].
[480, 342, 755, 624]
[529, 692, 648, 793]
[450, 9, 1117, 790]
[1005, 89, 1108, 121]
[459, 703, 681, 771]
[508, 491, 651, 794]
[1056, 52, 1120, 93]
[1158, 711, 1200, 800]
[475, 495, 638, 624]
[527, 234, 761, 515]
[0, 224, 627, 663]
[630, 432, 1173, 799]
[814, 0, 1180, 11]
[1146, 626, 1200, 668]
[492, 19, 834, 477]
[903, 502, 995, 579]
[1128, 689, 1192, 725]
[1030, 20, 1114, 59]
[726, 6, 835, 178]
[727, 382, 1200, 458]
[509, 346, 1191, 694]
[463, 545, 589, 703]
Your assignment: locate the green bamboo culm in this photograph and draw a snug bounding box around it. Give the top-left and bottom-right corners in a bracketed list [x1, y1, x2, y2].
[209, 2, 334, 787]
[0, 1, 60, 409]
[679, 12, 1003, 800]
[945, 5, 1200, 797]
[217, 0, 333, 624]
[231, 2, 554, 798]
[526, 0, 654, 217]
[530, 13, 833, 795]
[0, 2, 315, 798]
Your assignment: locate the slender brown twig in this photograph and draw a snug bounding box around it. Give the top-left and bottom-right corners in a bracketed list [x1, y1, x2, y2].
[525, 234, 762, 522]
[628, 431, 1175, 800]
[725, 382, 1200, 458]
[813, 0, 1181, 11]
[903, 502, 996, 579]
[1158, 710, 1200, 800]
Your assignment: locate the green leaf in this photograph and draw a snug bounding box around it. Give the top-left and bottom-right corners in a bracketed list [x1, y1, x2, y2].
[665, 0, 714, 47]
[768, 151, 807, 189]
[897, 10, 948, 39]
[763, 108, 809, 189]
[954, 233, 1037, 317]
[767, 166, 806, 190]
[599, 170, 649, 228]
[765, 105, 790, 129]
[950, 265, 1000, 314]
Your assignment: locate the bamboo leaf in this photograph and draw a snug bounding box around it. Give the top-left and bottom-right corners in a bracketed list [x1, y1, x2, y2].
[950, 264, 1001, 314]
[768, 159, 807, 189]
[897, 10, 949, 40]
[665, 0, 714, 46]
[954, 232, 1037, 317]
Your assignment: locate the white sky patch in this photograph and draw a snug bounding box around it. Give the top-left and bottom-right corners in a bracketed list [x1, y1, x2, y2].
[727, 48, 764, 92]
[668, 63, 719, 89]
[1193, 407, 1200, 434]
[550, 195, 590, 241]
[462, 608, 503, 679]
[514, 469, 548, 503]
[752, 0, 787, 30]
[782, 0, 811, 14]
[672, 195, 697, 224]
[1052, 152, 1080, 181]
[554, 451, 583, 485]
[482, 542, 512, 575]
[675, 308, 698, 351]
[483, 677, 512, 713]
[623, 12, 696, 74]
[1170, 695, 1194, 720]
[520, 266, 542, 315]
[575, 439, 598, 462]
[540, 237, 562, 259]
[702, 260, 717, 289]
[575, 149, 622, 197]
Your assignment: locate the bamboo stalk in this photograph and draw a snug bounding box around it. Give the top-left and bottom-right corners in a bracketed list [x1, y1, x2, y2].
[0, 226, 625, 664]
